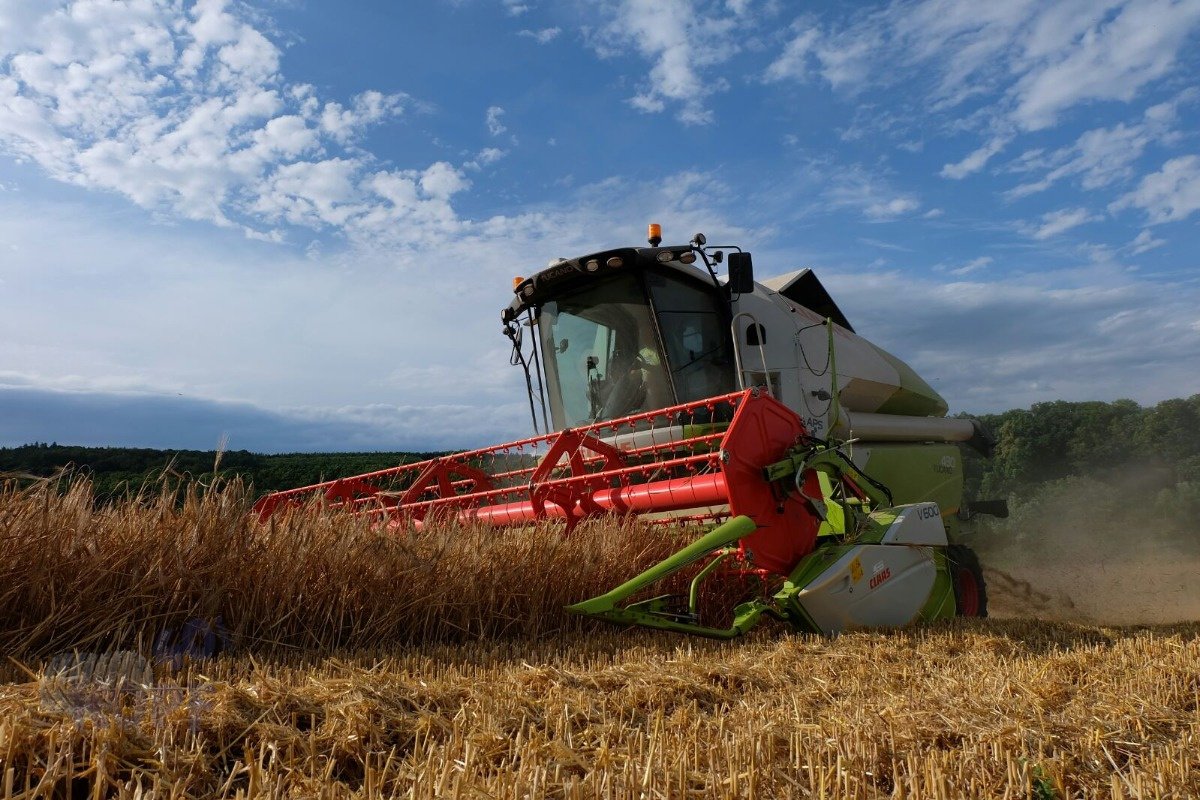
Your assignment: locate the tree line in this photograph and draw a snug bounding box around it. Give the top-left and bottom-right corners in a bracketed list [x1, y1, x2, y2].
[0, 445, 444, 500]
[958, 395, 1200, 552]
[962, 394, 1200, 500]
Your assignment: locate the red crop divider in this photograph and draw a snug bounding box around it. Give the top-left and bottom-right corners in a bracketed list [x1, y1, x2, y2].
[324, 477, 382, 507]
[527, 427, 626, 531]
[397, 458, 494, 521]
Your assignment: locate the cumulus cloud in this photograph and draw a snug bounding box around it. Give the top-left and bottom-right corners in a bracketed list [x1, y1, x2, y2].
[320, 90, 406, 143]
[419, 161, 471, 200]
[1, 1, 1195, 450]
[592, 0, 744, 125]
[0, 0, 476, 245]
[3, 157, 1198, 450]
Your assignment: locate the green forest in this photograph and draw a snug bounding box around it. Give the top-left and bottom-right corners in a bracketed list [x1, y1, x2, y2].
[960, 395, 1200, 561]
[965, 396, 1200, 498]
[3, 395, 1198, 530]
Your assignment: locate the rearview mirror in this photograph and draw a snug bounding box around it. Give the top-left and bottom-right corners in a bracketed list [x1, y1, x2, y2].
[727, 252, 754, 295]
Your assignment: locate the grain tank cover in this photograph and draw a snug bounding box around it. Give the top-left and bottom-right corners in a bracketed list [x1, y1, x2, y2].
[761, 269, 854, 332]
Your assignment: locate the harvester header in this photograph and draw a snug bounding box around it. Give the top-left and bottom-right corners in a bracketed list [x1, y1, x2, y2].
[257, 226, 1004, 637]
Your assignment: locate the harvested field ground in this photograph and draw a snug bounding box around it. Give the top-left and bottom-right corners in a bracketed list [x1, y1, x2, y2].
[1, 478, 1198, 797]
[4, 624, 1199, 798]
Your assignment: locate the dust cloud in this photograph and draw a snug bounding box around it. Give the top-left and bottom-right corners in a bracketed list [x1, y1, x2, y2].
[964, 476, 1200, 625]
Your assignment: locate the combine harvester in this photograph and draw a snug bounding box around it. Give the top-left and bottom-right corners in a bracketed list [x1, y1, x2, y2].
[256, 225, 1005, 638]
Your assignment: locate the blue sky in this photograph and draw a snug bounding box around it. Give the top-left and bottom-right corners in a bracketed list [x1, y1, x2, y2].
[1, 0, 1199, 452]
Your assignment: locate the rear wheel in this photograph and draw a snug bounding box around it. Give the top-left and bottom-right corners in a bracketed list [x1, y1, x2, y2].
[947, 545, 987, 618]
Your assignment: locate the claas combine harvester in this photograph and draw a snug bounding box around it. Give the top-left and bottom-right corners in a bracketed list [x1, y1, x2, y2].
[256, 225, 1007, 638]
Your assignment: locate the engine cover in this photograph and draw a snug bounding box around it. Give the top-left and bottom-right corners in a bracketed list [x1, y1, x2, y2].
[879, 502, 949, 546]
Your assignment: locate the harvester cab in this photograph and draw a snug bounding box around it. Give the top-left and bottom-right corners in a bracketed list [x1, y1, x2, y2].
[255, 225, 1002, 638]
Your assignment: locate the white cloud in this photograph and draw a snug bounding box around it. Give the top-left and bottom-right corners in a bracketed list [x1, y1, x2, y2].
[2, 1, 1197, 452]
[0, 166, 769, 447]
[940, 136, 1011, 180]
[0, 1, 44, 54]
[1110, 155, 1200, 223]
[320, 90, 407, 144]
[764, 26, 820, 83]
[1027, 207, 1098, 240]
[485, 105, 507, 135]
[502, 0, 531, 15]
[251, 158, 362, 229]
[820, 164, 921, 220]
[858, 236, 912, 253]
[829, 264, 1200, 412]
[464, 147, 506, 170]
[1005, 96, 1189, 199]
[0, 0, 427, 242]
[1128, 229, 1166, 255]
[865, 196, 919, 219]
[1010, 0, 1200, 131]
[3, 165, 1198, 450]
[949, 256, 993, 276]
[419, 161, 471, 200]
[594, 0, 740, 125]
[518, 27, 560, 44]
[768, 0, 1200, 135]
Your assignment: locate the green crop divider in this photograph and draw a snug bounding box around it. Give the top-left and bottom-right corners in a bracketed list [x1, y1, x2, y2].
[566, 516, 769, 639]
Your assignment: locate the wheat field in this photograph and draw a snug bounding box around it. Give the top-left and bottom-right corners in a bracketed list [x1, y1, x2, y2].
[1, 476, 1197, 798]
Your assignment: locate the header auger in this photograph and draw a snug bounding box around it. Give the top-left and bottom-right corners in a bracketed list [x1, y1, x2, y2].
[256, 225, 1004, 637]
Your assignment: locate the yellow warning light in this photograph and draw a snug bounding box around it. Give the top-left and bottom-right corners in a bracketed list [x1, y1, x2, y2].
[647, 222, 662, 246]
[512, 276, 524, 291]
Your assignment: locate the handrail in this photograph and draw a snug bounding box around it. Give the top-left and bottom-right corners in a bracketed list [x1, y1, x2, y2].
[730, 311, 770, 392]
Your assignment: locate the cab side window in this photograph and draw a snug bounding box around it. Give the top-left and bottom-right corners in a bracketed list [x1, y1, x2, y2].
[646, 273, 737, 403]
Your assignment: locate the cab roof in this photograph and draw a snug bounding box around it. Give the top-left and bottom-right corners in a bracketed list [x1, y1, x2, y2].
[503, 244, 717, 323]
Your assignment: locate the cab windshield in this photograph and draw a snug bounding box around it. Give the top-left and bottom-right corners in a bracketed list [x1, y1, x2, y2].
[538, 270, 735, 428]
